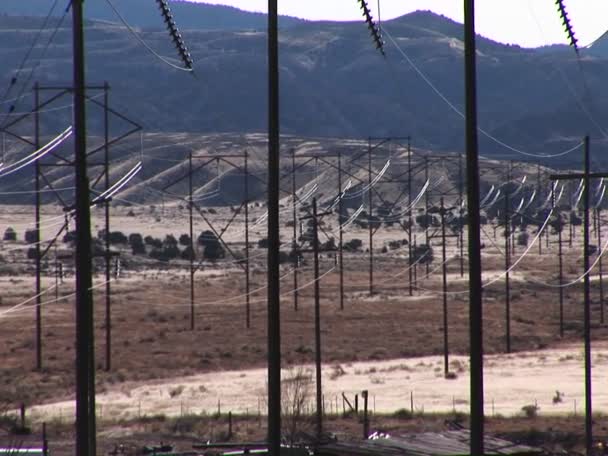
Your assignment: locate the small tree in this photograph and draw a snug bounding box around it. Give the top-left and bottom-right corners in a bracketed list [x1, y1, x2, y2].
[25, 229, 37, 244]
[129, 233, 146, 255]
[344, 238, 362, 252]
[517, 231, 529, 247]
[411, 244, 433, 264]
[181, 245, 196, 260]
[198, 230, 224, 260]
[3, 227, 16, 241]
[109, 231, 128, 244]
[179, 234, 190, 246]
[279, 366, 313, 444]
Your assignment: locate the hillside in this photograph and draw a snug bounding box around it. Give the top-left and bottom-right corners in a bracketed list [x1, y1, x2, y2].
[0, 0, 304, 30]
[0, 8, 606, 195]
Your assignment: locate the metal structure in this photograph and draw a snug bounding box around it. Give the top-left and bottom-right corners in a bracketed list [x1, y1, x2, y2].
[550, 137, 607, 456]
[161, 153, 250, 329]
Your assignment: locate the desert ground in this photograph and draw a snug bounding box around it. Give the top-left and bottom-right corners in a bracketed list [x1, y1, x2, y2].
[0, 201, 606, 454]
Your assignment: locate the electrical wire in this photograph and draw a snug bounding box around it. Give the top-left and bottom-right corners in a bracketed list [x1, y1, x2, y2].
[382, 26, 584, 159]
[0, 2, 70, 128]
[0, 126, 73, 178]
[104, 0, 194, 73]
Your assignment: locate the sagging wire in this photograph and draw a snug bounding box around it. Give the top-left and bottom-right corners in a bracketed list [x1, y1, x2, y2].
[342, 159, 390, 199]
[573, 183, 585, 210]
[0, 283, 59, 318]
[376, 249, 431, 285]
[91, 161, 143, 204]
[0, 279, 112, 320]
[480, 185, 496, 206]
[0, 1, 70, 128]
[521, 189, 537, 213]
[481, 189, 501, 211]
[356, 0, 385, 56]
[382, 26, 584, 159]
[0, 126, 73, 178]
[528, 226, 608, 289]
[104, 0, 194, 73]
[0, 0, 59, 112]
[156, 0, 194, 70]
[596, 185, 606, 209]
[336, 205, 365, 233]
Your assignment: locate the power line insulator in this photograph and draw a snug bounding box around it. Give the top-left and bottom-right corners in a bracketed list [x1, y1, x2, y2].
[356, 0, 385, 56]
[155, 0, 194, 70]
[555, 0, 579, 54]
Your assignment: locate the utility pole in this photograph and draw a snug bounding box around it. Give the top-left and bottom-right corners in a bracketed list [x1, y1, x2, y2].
[408, 138, 413, 295]
[583, 136, 592, 456]
[103, 82, 112, 371]
[188, 151, 195, 330]
[291, 149, 299, 311]
[597, 207, 604, 325]
[245, 151, 251, 328]
[550, 136, 603, 456]
[368, 139, 374, 295]
[300, 198, 333, 438]
[504, 192, 511, 354]
[338, 152, 344, 310]
[72, 0, 96, 453]
[34, 82, 42, 371]
[424, 156, 430, 275]
[464, 1, 484, 454]
[312, 198, 323, 438]
[459, 154, 464, 277]
[553, 186, 565, 338]
[440, 197, 449, 377]
[537, 163, 542, 256]
[267, 0, 281, 453]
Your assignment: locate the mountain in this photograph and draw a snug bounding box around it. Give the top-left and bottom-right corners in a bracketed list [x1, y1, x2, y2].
[0, 0, 305, 30]
[587, 31, 608, 58]
[0, 8, 606, 173]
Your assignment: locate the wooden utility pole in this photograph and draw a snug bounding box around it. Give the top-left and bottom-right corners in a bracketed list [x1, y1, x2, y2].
[34, 82, 42, 371]
[312, 198, 323, 437]
[368, 140, 374, 295]
[72, 0, 96, 453]
[103, 82, 112, 371]
[267, 0, 281, 453]
[504, 192, 511, 354]
[291, 149, 299, 311]
[408, 139, 414, 295]
[597, 207, 604, 325]
[464, 0, 484, 454]
[550, 136, 606, 456]
[338, 151, 345, 310]
[188, 152, 195, 330]
[440, 197, 449, 376]
[244, 151, 251, 328]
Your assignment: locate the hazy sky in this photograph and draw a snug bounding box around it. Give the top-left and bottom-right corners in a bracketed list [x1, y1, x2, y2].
[192, 0, 608, 48]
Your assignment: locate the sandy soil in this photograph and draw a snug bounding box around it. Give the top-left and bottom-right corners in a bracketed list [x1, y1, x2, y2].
[20, 344, 607, 424]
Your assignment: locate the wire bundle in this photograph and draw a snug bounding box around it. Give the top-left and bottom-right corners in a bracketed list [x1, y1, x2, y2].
[555, 0, 578, 53]
[156, 0, 194, 70]
[357, 0, 385, 56]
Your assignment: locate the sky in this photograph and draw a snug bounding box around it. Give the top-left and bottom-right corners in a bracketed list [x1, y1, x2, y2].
[191, 0, 608, 48]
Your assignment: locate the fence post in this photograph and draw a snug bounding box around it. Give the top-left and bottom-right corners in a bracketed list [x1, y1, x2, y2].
[20, 403, 26, 430]
[42, 422, 48, 456]
[410, 391, 414, 414]
[362, 390, 369, 439]
[228, 411, 233, 439]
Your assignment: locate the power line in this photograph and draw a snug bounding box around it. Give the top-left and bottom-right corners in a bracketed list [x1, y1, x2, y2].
[382, 26, 584, 160]
[104, 0, 194, 73]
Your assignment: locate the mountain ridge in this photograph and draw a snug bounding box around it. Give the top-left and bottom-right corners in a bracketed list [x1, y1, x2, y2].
[0, 9, 605, 169]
